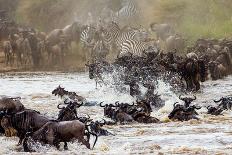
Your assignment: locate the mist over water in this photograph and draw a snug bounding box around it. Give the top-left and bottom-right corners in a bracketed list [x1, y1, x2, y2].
[0, 72, 232, 154]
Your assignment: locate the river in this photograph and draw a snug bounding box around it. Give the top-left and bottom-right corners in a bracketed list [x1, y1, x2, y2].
[0, 72, 232, 155]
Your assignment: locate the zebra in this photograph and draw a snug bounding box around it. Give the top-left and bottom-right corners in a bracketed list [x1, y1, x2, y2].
[116, 0, 140, 26]
[118, 39, 158, 58]
[80, 25, 97, 61]
[99, 21, 121, 51]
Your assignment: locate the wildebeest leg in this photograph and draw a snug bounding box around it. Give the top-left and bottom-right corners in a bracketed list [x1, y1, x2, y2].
[23, 136, 31, 152]
[193, 75, 200, 91]
[18, 132, 25, 145]
[95, 81, 98, 89]
[64, 142, 68, 150]
[53, 140, 60, 150]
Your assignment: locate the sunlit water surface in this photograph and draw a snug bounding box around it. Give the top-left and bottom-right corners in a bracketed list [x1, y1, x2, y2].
[0, 72, 232, 155]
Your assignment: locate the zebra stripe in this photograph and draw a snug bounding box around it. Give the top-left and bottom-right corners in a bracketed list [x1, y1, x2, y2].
[119, 39, 155, 57]
[100, 22, 121, 47]
[80, 26, 96, 47]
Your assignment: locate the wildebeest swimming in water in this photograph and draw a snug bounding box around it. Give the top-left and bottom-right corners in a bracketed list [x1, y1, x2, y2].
[168, 102, 201, 121]
[52, 85, 86, 103]
[207, 105, 224, 116]
[0, 109, 50, 145]
[23, 120, 98, 151]
[57, 100, 84, 122]
[214, 96, 232, 110]
[100, 101, 160, 124]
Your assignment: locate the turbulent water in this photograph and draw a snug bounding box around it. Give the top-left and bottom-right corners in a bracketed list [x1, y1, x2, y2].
[0, 72, 232, 155]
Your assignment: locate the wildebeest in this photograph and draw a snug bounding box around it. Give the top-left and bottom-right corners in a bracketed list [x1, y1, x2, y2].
[57, 101, 83, 121]
[62, 22, 81, 47]
[208, 61, 227, 80]
[214, 96, 232, 110]
[0, 109, 50, 145]
[3, 40, 14, 66]
[178, 58, 204, 91]
[52, 85, 86, 102]
[207, 106, 223, 116]
[179, 95, 196, 108]
[0, 97, 24, 114]
[100, 102, 134, 124]
[0, 97, 24, 134]
[168, 102, 201, 121]
[15, 33, 32, 67]
[23, 120, 98, 151]
[88, 120, 115, 136]
[165, 35, 185, 52]
[150, 23, 174, 41]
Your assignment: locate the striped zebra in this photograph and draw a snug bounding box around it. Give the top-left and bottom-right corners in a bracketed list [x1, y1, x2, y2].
[99, 21, 121, 51]
[116, 0, 140, 26]
[118, 39, 158, 58]
[80, 25, 97, 61]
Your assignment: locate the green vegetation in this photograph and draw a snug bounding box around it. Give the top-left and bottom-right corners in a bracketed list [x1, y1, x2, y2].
[155, 0, 232, 44]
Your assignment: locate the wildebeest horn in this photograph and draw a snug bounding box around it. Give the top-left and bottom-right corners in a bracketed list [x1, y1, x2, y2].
[173, 102, 179, 107]
[100, 119, 106, 125]
[64, 98, 70, 104]
[192, 95, 197, 100]
[179, 95, 184, 100]
[214, 98, 222, 103]
[57, 104, 65, 109]
[85, 114, 90, 119]
[207, 105, 211, 109]
[99, 102, 105, 107]
[115, 101, 120, 106]
[129, 102, 134, 106]
[77, 102, 84, 107]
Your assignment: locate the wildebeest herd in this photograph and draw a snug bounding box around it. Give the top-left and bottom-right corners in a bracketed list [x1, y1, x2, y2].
[1, 6, 232, 153]
[0, 84, 232, 152]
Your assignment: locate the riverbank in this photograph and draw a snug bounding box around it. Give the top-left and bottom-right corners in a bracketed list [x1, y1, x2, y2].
[0, 51, 86, 73]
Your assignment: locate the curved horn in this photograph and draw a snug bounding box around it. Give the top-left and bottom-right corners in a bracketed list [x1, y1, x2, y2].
[192, 95, 197, 100]
[173, 102, 179, 107]
[195, 106, 201, 110]
[77, 102, 84, 107]
[207, 105, 211, 109]
[214, 98, 222, 103]
[57, 103, 65, 109]
[115, 101, 120, 106]
[129, 102, 135, 106]
[99, 102, 105, 107]
[86, 114, 90, 119]
[179, 95, 184, 100]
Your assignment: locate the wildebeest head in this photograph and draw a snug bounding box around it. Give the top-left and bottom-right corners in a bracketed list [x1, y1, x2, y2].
[168, 102, 184, 120]
[214, 96, 232, 110]
[57, 101, 83, 121]
[136, 100, 152, 114]
[116, 102, 135, 113]
[100, 102, 117, 118]
[207, 105, 223, 116]
[52, 85, 66, 97]
[179, 95, 196, 108]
